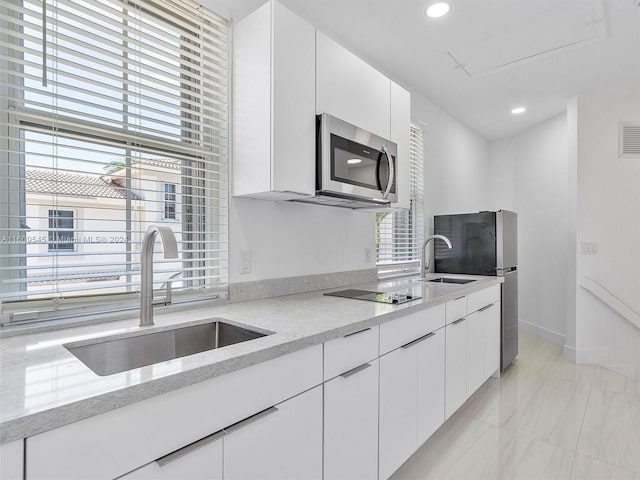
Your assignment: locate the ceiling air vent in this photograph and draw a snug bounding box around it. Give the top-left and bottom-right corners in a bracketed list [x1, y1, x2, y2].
[620, 122, 640, 157]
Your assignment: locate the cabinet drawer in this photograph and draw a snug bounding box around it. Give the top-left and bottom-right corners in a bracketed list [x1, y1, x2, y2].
[468, 285, 501, 313]
[380, 304, 445, 355]
[445, 295, 468, 325]
[324, 325, 378, 380]
[26, 344, 323, 480]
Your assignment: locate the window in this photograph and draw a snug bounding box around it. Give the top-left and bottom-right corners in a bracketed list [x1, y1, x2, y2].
[48, 210, 74, 252]
[376, 125, 425, 277]
[1, 0, 229, 324]
[164, 183, 177, 220]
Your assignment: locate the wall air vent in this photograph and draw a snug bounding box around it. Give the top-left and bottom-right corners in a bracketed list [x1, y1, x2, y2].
[619, 122, 640, 157]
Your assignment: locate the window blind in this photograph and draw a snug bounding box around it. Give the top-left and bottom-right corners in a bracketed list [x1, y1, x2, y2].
[0, 0, 229, 323]
[376, 124, 424, 277]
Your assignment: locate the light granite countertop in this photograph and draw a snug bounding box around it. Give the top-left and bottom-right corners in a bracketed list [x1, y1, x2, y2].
[0, 273, 502, 444]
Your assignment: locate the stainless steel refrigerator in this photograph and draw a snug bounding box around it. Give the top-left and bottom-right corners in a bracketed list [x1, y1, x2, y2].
[434, 210, 518, 370]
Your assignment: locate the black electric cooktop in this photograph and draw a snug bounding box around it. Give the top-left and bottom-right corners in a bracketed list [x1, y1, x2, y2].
[324, 289, 422, 305]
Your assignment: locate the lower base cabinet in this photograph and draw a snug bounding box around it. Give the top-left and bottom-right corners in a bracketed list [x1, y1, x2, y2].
[324, 359, 379, 480]
[445, 318, 468, 419]
[484, 302, 501, 377]
[224, 386, 323, 480]
[379, 342, 418, 480]
[416, 329, 445, 445]
[467, 311, 487, 395]
[121, 386, 322, 480]
[379, 327, 445, 480]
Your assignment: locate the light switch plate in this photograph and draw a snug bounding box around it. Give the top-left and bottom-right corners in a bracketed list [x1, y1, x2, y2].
[365, 247, 373, 264]
[580, 242, 599, 255]
[240, 249, 252, 274]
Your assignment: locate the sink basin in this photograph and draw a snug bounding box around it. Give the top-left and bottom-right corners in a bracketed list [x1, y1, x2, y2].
[423, 277, 477, 284]
[66, 320, 269, 376]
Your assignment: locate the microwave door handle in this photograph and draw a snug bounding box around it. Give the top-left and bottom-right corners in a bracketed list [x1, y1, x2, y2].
[381, 144, 394, 200]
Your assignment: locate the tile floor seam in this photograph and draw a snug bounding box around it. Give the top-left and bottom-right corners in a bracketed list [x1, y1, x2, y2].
[569, 360, 598, 479]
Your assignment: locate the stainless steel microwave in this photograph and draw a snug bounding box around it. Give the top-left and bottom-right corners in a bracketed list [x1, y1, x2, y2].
[315, 113, 397, 207]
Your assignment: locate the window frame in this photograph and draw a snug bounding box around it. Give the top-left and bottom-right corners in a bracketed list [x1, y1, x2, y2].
[375, 123, 425, 279]
[0, 0, 230, 326]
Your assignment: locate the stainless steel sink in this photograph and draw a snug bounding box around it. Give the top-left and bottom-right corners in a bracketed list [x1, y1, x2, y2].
[65, 320, 269, 376]
[422, 277, 477, 284]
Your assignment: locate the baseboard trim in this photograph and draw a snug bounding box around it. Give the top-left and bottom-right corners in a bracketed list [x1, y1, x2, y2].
[518, 319, 566, 347]
[563, 345, 576, 363]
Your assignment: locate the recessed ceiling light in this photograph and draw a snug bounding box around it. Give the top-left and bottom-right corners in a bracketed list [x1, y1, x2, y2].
[511, 107, 527, 115]
[426, 2, 450, 18]
[347, 158, 362, 165]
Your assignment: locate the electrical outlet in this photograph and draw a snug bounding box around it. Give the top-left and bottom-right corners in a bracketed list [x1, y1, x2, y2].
[240, 249, 252, 274]
[580, 242, 599, 255]
[365, 247, 373, 264]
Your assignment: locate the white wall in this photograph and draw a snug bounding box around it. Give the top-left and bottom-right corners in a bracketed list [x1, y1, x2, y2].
[412, 93, 491, 235]
[487, 140, 515, 211]
[229, 198, 375, 283]
[574, 85, 640, 380]
[488, 114, 570, 345]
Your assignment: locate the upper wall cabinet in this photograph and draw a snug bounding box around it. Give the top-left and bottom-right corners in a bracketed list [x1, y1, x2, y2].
[233, 1, 316, 200]
[233, 1, 411, 209]
[390, 82, 411, 210]
[315, 31, 391, 139]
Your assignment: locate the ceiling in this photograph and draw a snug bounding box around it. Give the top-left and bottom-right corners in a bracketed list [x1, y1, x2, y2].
[208, 0, 640, 140]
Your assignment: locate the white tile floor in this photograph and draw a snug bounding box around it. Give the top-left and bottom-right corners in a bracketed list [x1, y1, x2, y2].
[391, 333, 640, 480]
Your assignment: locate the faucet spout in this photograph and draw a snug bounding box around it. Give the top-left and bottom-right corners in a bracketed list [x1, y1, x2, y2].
[140, 225, 178, 327]
[421, 234, 452, 278]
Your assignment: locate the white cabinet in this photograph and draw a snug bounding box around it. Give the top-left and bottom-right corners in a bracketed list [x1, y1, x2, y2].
[0, 440, 23, 480]
[324, 325, 379, 381]
[379, 320, 446, 479]
[445, 318, 468, 419]
[316, 31, 391, 139]
[416, 328, 445, 445]
[379, 342, 418, 480]
[445, 293, 502, 420]
[445, 295, 468, 324]
[233, 0, 316, 199]
[390, 82, 411, 210]
[26, 345, 323, 480]
[324, 359, 379, 480]
[483, 302, 501, 378]
[233, 3, 410, 207]
[466, 311, 486, 395]
[121, 435, 223, 480]
[224, 386, 323, 480]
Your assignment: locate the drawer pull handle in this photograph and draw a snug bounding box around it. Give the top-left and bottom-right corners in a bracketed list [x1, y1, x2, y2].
[401, 332, 436, 349]
[452, 317, 466, 325]
[340, 362, 372, 378]
[223, 406, 279, 435]
[344, 327, 371, 338]
[156, 429, 225, 467]
[478, 303, 495, 312]
[454, 296, 465, 301]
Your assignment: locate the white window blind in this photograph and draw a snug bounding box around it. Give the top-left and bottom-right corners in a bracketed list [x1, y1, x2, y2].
[376, 124, 424, 278]
[0, 0, 229, 323]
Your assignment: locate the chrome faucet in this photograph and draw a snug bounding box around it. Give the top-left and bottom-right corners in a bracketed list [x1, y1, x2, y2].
[421, 235, 452, 278]
[140, 225, 178, 327]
